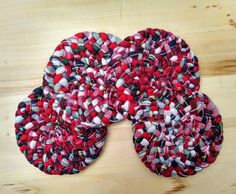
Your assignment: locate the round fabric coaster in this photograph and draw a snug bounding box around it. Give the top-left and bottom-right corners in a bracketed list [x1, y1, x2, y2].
[15, 87, 107, 175]
[132, 89, 223, 177]
[108, 28, 200, 119]
[43, 32, 124, 128]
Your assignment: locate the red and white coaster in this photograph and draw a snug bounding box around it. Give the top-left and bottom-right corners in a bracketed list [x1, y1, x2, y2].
[43, 32, 124, 128]
[15, 87, 107, 175]
[132, 89, 223, 177]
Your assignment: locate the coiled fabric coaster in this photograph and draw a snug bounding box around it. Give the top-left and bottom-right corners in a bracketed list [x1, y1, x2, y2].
[108, 28, 200, 119]
[132, 88, 223, 177]
[15, 87, 107, 175]
[43, 32, 124, 128]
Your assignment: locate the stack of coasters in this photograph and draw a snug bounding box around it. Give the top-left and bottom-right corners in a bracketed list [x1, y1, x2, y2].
[15, 29, 223, 176]
[109, 28, 223, 177]
[15, 32, 122, 175]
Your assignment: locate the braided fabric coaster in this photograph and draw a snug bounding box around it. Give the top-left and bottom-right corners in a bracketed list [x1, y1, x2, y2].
[15, 87, 107, 175]
[43, 32, 124, 128]
[108, 28, 200, 119]
[132, 89, 223, 177]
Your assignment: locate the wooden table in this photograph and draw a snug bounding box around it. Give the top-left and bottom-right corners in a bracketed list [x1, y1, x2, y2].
[0, 1, 236, 194]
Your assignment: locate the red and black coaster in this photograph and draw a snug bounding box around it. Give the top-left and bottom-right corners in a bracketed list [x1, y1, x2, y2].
[43, 32, 124, 128]
[108, 28, 200, 120]
[15, 87, 107, 175]
[132, 89, 223, 177]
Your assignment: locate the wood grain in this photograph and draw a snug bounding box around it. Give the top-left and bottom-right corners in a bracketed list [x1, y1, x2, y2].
[0, 0, 236, 194]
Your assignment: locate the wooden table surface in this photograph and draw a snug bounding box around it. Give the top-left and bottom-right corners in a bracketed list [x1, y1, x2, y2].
[0, 0, 236, 194]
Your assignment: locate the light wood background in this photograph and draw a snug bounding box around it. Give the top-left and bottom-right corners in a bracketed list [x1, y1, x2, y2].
[0, 0, 236, 194]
